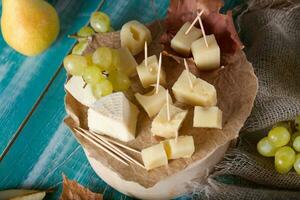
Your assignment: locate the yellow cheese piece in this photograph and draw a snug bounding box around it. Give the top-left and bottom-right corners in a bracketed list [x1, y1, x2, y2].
[151, 104, 188, 139]
[193, 106, 222, 129]
[171, 22, 202, 57]
[136, 55, 166, 88]
[172, 69, 217, 106]
[120, 20, 152, 56]
[162, 136, 195, 159]
[117, 47, 138, 77]
[135, 85, 171, 118]
[141, 143, 168, 171]
[191, 34, 220, 70]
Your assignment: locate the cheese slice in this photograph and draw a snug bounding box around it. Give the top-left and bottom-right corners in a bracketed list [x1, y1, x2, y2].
[193, 106, 222, 129]
[162, 136, 195, 159]
[88, 92, 139, 142]
[117, 47, 138, 77]
[151, 104, 188, 139]
[120, 20, 152, 56]
[65, 76, 97, 107]
[135, 85, 171, 118]
[141, 143, 168, 170]
[191, 34, 220, 70]
[172, 69, 217, 106]
[171, 22, 202, 57]
[136, 55, 166, 88]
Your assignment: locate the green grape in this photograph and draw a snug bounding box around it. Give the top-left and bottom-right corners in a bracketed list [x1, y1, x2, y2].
[63, 54, 87, 76]
[72, 41, 88, 55]
[90, 12, 110, 33]
[111, 49, 120, 70]
[83, 65, 105, 84]
[292, 132, 300, 142]
[268, 127, 290, 147]
[293, 136, 300, 152]
[295, 116, 300, 131]
[257, 137, 278, 157]
[92, 47, 113, 70]
[77, 26, 95, 37]
[92, 79, 113, 99]
[273, 121, 292, 133]
[85, 54, 93, 65]
[274, 146, 295, 174]
[109, 70, 131, 91]
[294, 154, 300, 174]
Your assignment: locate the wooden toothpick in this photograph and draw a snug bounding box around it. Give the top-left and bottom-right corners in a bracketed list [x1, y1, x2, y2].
[155, 53, 162, 94]
[175, 131, 178, 144]
[166, 90, 171, 121]
[144, 41, 148, 68]
[185, 10, 204, 35]
[183, 59, 193, 89]
[198, 13, 208, 48]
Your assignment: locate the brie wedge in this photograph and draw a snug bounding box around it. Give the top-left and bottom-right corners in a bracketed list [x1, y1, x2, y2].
[135, 85, 171, 118]
[151, 104, 188, 139]
[162, 136, 195, 159]
[171, 22, 202, 57]
[88, 92, 139, 142]
[65, 76, 96, 107]
[172, 69, 217, 106]
[141, 143, 168, 170]
[136, 55, 166, 88]
[193, 106, 222, 129]
[117, 47, 138, 77]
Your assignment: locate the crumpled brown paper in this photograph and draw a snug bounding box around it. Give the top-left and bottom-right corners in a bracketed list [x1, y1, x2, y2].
[64, 18, 258, 188]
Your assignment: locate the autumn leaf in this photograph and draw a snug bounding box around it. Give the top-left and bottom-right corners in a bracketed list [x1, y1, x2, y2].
[60, 175, 103, 200]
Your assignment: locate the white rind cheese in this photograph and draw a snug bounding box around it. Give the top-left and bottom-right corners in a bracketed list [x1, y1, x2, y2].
[172, 69, 217, 106]
[171, 22, 202, 57]
[120, 20, 152, 56]
[88, 92, 139, 142]
[162, 136, 195, 159]
[151, 104, 188, 139]
[191, 34, 220, 70]
[65, 76, 97, 107]
[117, 47, 138, 77]
[193, 106, 222, 129]
[141, 143, 168, 170]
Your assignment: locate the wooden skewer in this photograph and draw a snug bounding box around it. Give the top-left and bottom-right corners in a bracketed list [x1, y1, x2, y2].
[175, 131, 179, 144]
[185, 10, 204, 35]
[144, 41, 148, 68]
[74, 128, 129, 166]
[166, 90, 171, 121]
[155, 53, 162, 94]
[198, 14, 208, 48]
[183, 59, 193, 89]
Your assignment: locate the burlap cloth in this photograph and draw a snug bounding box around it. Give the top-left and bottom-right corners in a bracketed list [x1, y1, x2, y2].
[189, 0, 300, 199]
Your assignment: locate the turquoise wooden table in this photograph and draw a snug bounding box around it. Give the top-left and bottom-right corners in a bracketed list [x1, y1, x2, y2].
[0, 0, 241, 199]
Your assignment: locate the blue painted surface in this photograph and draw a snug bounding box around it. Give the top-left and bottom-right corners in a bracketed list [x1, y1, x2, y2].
[0, 0, 241, 199]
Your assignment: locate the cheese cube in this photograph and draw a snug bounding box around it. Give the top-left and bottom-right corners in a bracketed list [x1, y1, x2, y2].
[141, 143, 168, 170]
[193, 106, 222, 129]
[151, 104, 188, 139]
[120, 20, 152, 56]
[172, 70, 217, 106]
[135, 85, 171, 118]
[162, 136, 195, 159]
[191, 34, 220, 70]
[136, 55, 166, 88]
[65, 76, 97, 107]
[88, 92, 139, 142]
[171, 22, 202, 57]
[117, 47, 138, 77]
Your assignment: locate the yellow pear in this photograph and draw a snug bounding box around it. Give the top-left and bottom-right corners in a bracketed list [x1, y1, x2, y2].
[1, 0, 60, 56]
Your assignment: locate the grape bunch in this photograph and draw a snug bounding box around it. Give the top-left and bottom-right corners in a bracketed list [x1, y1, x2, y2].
[257, 116, 300, 174]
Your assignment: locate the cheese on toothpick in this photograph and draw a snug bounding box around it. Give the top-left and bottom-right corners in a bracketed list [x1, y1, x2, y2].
[193, 106, 222, 129]
[171, 22, 202, 57]
[88, 92, 139, 142]
[117, 47, 138, 77]
[191, 34, 220, 70]
[172, 69, 217, 106]
[136, 55, 166, 88]
[141, 143, 168, 170]
[135, 85, 172, 118]
[120, 20, 152, 56]
[162, 136, 195, 159]
[151, 104, 188, 139]
[65, 76, 96, 107]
